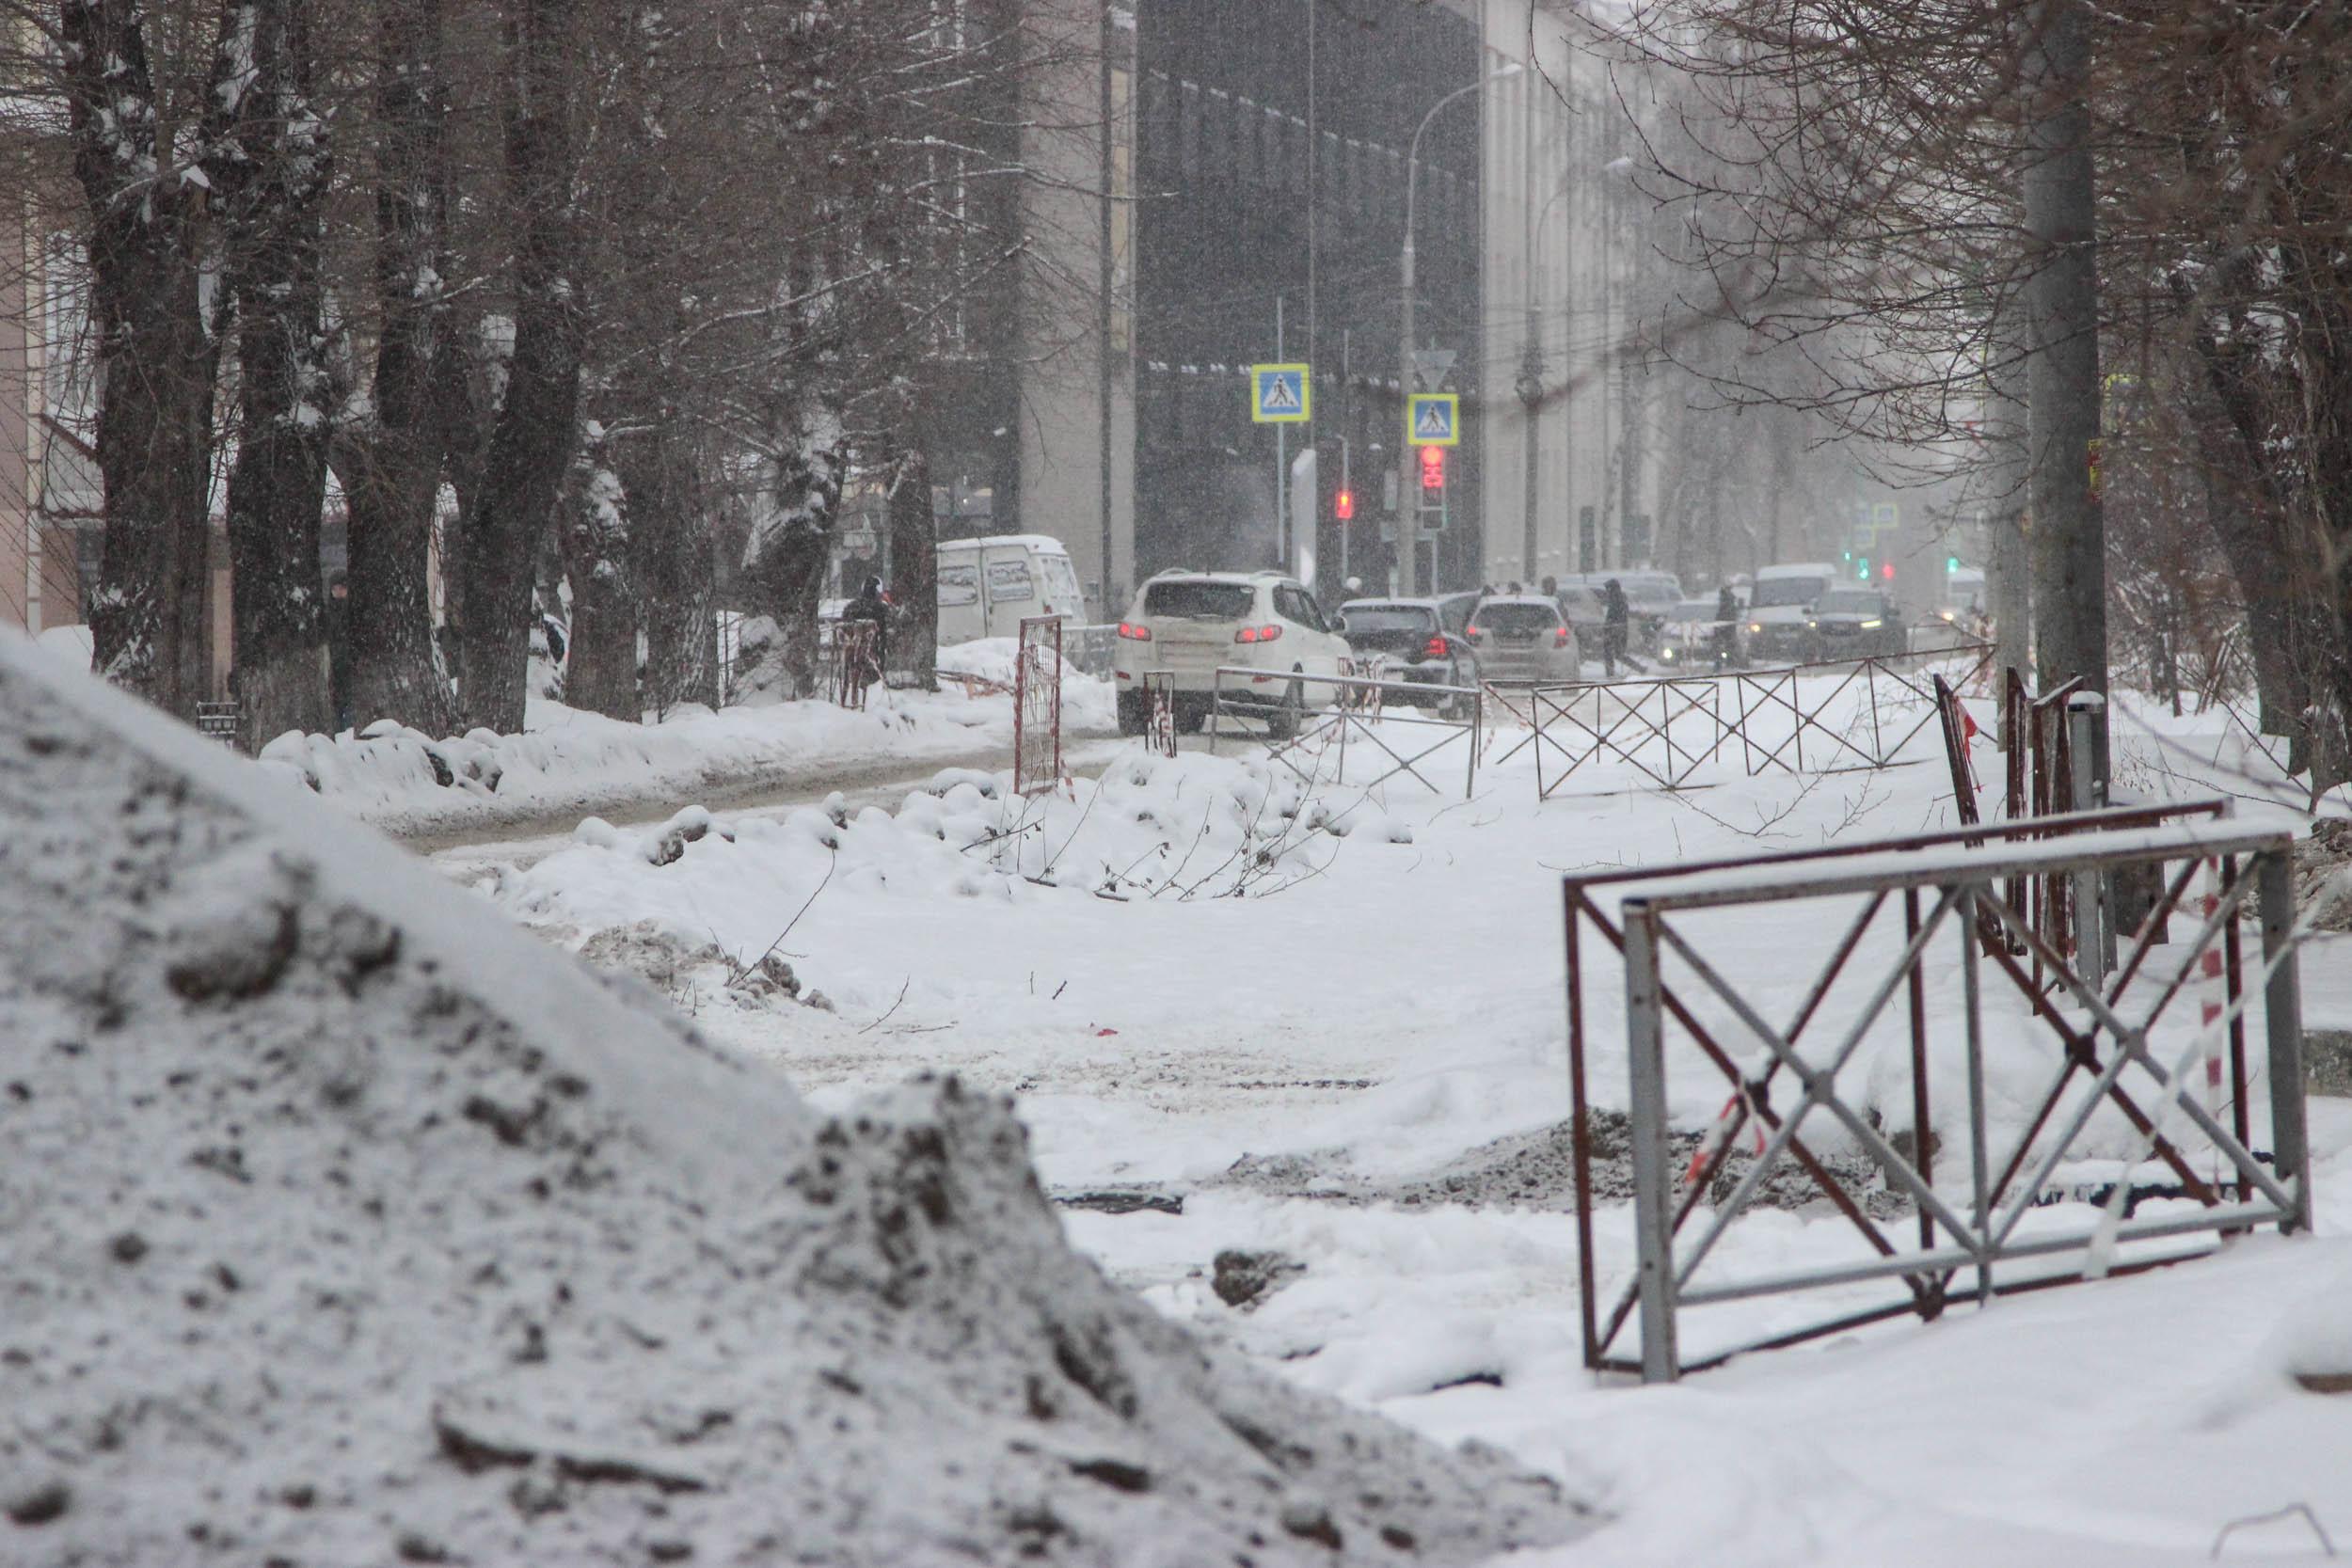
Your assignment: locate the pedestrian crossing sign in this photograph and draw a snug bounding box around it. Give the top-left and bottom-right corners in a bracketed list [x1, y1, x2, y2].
[1407, 391, 1459, 448]
[1250, 363, 1311, 423]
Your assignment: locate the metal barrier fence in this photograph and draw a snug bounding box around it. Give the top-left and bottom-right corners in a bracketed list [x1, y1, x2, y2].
[1479, 641, 1994, 799]
[1207, 664, 1484, 800]
[1485, 676, 1728, 797]
[196, 701, 242, 751]
[1563, 801, 2305, 1383]
[1013, 615, 1064, 796]
[1141, 671, 1179, 758]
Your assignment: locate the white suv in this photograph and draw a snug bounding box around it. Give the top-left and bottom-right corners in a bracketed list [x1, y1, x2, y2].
[1113, 571, 1351, 736]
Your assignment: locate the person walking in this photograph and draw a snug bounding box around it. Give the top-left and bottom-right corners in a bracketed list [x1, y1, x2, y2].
[1601, 577, 1630, 679]
[1713, 584, 1741, 672]
[845, 574, 890, 685]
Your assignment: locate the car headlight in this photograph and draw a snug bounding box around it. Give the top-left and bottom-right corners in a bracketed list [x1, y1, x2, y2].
[1861, 619, 1883, 629]
[1748, 623, 1763, 634]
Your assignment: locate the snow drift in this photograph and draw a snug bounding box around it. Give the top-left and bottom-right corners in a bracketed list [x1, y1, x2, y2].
[0, 636, 1590, 1565]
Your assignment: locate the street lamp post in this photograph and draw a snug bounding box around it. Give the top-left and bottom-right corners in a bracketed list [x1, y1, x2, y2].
[1518, 179, 1571, 582]
[1399, 61, 1519, 598]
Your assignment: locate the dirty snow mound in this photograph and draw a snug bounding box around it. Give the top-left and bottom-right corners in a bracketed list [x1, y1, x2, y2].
[0, 638, 1590, 1565]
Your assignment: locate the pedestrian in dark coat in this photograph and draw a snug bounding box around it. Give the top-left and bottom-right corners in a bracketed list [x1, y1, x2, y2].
[846, 574, 890, 680]
[1713, 585, 1741, 671]
[1601, 578, 1630, 678]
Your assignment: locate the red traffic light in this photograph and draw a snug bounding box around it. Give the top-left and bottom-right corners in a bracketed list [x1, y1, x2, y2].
[1418, 445, 1446, 490]
[1880, 562, 1895, 581]
[1334, 487, 1356, 521]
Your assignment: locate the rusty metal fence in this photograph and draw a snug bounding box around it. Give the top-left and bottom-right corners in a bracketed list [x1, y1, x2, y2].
[1562, 800, 2308, 1382]
[1012, 615, 1063, 797]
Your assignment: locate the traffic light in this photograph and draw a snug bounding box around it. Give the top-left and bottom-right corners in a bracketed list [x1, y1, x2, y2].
[1334, 487, 1356, 521]
[1946, 555, 1961, 573]
[1842, 548, 1854, 562]
[1857, 556, 1870, 579]
[1881, 562, 1896, 581]
[1418, 445, 1446, 491]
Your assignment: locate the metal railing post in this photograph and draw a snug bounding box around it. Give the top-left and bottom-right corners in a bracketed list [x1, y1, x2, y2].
[1208, 669, 1224, 754]
[2067, 692, 2109, 988]
[1622, 898, 1679, 1383]
[2258, 847, 2312, 1233]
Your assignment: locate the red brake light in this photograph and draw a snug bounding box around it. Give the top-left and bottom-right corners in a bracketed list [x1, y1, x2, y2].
[1234, 624, 1282, 644]
[1466, 626, 1486, 641]
[1554, 626, 1571, 648]
[1423, 633, 1448, 659]
[1117, 622, 1152, 641]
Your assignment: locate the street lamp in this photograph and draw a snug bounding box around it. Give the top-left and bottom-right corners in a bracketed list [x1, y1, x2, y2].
[1398, 59, 1520, 597]
[1518, 176, 1572, 580]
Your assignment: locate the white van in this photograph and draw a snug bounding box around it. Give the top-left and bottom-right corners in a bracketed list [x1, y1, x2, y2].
[935, 534, 1087, 644]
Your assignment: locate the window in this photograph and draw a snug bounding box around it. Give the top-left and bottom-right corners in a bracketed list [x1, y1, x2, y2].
[985, 560, 1034, 602]
[1337, 605, 1436, 635]
[1144, 579, 1252, 619]
[1471, 602, 1565, 635]
[1275, 585, 1327, 632]
[1752, 577, 1828, 609]
[938, 562, 980, 608]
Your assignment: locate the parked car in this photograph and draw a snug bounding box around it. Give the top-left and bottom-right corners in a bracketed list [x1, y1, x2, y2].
[1465, 595, 1581, 683]
[1806, 588, 1905, 657]
[936, 534, 1089, 644]
[1112, 570, 1350, 737]
[1744, 562, 1838, 663]
[1334, 598, 1477, 711]
[1654, 598, 1738, 670]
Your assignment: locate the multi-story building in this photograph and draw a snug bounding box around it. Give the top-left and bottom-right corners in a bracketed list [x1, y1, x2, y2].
[950, 0, 1670, 617]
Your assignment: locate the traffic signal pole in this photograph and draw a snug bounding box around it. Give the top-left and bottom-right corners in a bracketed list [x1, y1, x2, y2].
[1400, 65, 1518, 599]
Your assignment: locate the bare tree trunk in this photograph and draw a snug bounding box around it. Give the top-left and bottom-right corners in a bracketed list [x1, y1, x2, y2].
[453, 0, 584, 734]
[616, 433, 717, 715]
[740, 390, 842, 699]
[2022, 0, 2107, 729]
[888, 446, 936, 689]
[1986, 300, 2034, 743]
[61, 0, 221, 718]
[555, 445, 637, 720]
[214, 0, 332, 750]
[345, 0, 456, 735]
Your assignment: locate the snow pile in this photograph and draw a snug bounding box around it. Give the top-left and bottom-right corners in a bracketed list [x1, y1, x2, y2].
[248, 683, 1089, 838]
[937, 636, 1119, 733]
[0, 636, 1591, 1566]
[488, 752, 1415, 1008]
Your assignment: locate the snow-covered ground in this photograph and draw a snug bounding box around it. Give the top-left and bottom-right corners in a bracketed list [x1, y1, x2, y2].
[454, 662, 2352, 1564]
[241, 663, 1118, 840]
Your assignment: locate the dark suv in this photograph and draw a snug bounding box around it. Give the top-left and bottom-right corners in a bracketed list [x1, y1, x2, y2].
[1334, 598, 1476, 711]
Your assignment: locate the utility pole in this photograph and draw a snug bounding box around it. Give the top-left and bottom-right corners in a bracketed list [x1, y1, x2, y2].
[2022, 0, 2106, 769]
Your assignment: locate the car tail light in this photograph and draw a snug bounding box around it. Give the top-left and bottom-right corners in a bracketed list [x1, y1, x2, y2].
[1233, 624, 1282, 644]
[1466, 626, 1486, 641]
[1553, 627, 1571, 648]
[1423, 633, 1448, 660]
[1117, 622, 1152, 641]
